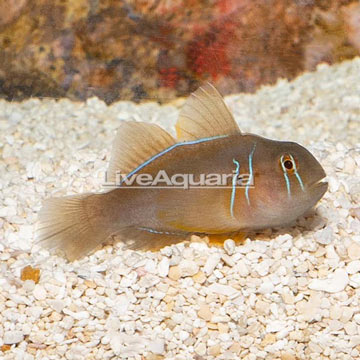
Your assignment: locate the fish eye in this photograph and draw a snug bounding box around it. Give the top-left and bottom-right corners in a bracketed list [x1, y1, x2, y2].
[284, 159, 293, 170]
[280, 154, 297, 173]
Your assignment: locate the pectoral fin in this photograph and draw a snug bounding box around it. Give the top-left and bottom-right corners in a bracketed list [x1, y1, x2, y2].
[156, 189, 240, 234]
[115, 226, 189, 251]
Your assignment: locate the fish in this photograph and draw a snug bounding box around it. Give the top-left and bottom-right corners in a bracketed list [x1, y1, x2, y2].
[37, 83, 328, 261]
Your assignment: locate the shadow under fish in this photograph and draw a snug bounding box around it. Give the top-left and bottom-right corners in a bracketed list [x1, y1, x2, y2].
[37, 83, 328, 261]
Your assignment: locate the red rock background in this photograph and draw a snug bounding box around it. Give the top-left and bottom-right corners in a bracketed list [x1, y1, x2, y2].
[0, 0, 359, 103]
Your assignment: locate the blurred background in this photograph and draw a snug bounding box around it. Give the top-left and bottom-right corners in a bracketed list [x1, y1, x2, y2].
[0, 0, 359, 104]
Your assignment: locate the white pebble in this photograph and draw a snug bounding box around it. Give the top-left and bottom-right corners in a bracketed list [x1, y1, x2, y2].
[224, 239, 236, 255]
[258, 281, 275, 294]
[204, 253, 221, 275]
[138, 274, 160, 288]
[309, 268, 349, 293]
[63, 309, 89, 321]
[4, 331, 24, 344]
[0, 206, 17, 217]
[195, 343, 206, 356]
[158, 258, 170, 277]
[33, 284, 47, 300]
[346, 260, 360, 275]
[236, 259, 249, 277]
[347, 242, 360, 260]
[178, 330, 189, 341]
[53, 333, 65, 343]
[48, 299, 65, 313]
[328, 177, 339, 193]
[221, 254, 235, 267]
[266, 321, 285, 333]
[23, 280, 35, 291]
[314, 226, 333, 245]
[354, 314, 360, 325]
[208, 283, 240, 298]
[254, 259, 272, 276]
[329, 319, 343, 331]
[148, 338, 165, 355]
[179, 259, 199, 277]
[344, 322, 357, 335]
[28, 306, 43, 319]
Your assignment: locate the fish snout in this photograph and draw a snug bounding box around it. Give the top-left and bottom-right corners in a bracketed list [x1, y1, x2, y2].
[307, 175, 328, 201]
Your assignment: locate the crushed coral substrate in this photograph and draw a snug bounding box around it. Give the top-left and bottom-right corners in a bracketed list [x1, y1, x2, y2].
[0, 58, 360, 360]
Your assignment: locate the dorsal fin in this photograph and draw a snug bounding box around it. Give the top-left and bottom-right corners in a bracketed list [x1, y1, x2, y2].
[107, 122, 176, 182]
[176, 82, 241, 141]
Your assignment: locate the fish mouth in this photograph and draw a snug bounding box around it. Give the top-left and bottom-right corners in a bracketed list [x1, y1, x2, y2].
[308, 176, 328, 198]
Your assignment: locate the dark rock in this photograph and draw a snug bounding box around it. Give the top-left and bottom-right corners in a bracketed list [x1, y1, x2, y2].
[0, 0, 359, 103]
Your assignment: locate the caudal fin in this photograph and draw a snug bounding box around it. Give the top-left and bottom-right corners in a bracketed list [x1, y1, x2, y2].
[37, 194, 112, 261]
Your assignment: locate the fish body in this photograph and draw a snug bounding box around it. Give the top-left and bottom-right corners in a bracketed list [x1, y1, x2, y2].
[37, 84, 328, 260]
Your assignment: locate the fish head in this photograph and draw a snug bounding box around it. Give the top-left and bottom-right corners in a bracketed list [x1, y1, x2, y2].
[251, 138, 328, 228]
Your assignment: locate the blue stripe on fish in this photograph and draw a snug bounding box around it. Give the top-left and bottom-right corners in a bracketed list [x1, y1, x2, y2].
[138, 227, 184, 235]
[280, 155, 291, 198]
[121, 135, 228, 184]
[290, 154, 305, 192]
[245, 143, 257, 205]
[230, 158, 240, 218]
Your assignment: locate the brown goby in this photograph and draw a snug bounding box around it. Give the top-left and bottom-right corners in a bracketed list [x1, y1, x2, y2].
[37, 83, 328, 261]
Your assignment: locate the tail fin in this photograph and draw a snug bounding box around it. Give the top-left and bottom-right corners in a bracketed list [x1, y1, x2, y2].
[37, 194, 113, 261]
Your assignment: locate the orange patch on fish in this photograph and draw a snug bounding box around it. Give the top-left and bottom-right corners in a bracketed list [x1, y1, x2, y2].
[205, 232, 247, 247]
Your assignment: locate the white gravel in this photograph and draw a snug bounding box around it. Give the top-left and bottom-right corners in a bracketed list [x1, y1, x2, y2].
[0, 58, 360, 359]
